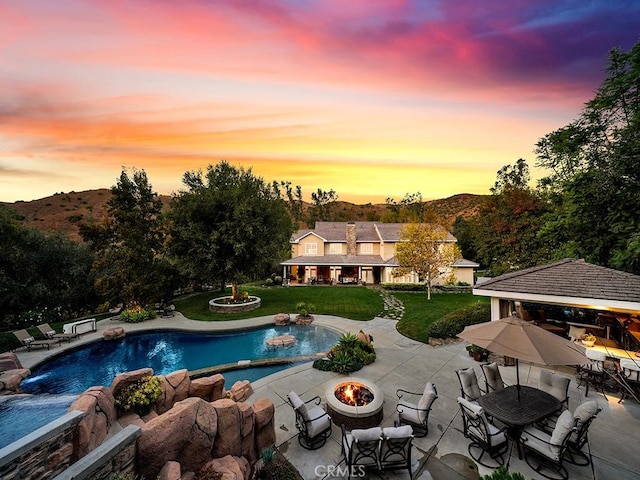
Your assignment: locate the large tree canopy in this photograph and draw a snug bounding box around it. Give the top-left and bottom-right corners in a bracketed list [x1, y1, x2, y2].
[81, 168, 173, 305]
[167, 161, 296, 290]
[536, 43, 640, 274]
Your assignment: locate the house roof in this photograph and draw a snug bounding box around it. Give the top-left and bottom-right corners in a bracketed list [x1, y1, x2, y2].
[290, 221, 456, 243]
[473, 259, 640, 312]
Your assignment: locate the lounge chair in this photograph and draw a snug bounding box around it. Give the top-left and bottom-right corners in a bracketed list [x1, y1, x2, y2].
[286, 391, 332, 450]
[37, 323, 79, 343]
[13, 329, 59, 351]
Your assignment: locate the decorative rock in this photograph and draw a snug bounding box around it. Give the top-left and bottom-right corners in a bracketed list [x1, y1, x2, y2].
[157, 369, 190, 414]
[237, 402, 257, 463]
[273, 313, 290, 325]
[118, 412, 145, 428]
[189, 373, 225, 402]
[356, 330, 373, 344]
[199, 455, 250, 480]
[0, 368, 31, 392]
[295, 314, 314, 325]
[252, 398, 276, 455]
[137, 397, 217, 480]
[230, 380, 253, 402]
[212, 398, 242, 458]
[265, 334, 295, 348]
[158, 461, 182, 480]
[181, 473, 196, 480]
[0, 352, 23, 371]
[110, 367, 154, 401]
[103, 326, 126, 341]
[69, 386, 117, 458]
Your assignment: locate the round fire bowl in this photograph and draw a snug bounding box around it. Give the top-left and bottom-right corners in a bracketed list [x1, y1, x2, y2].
[325, 377, 384, 430]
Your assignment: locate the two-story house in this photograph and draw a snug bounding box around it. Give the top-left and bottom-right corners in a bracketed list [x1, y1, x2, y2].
[281, 221, 479, 285]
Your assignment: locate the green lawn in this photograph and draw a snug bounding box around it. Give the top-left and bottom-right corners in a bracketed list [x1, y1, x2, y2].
[395, 292, 490, 343]
[174, 285, 384, 322]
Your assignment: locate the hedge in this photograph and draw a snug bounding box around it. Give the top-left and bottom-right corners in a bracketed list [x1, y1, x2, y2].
[426, 302, 491, 339]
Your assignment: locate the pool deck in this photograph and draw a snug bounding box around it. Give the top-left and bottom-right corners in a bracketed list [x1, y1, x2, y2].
[14, 313, 640, 480]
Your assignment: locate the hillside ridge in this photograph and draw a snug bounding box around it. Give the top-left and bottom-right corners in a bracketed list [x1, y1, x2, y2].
[1, 189, 484, 241]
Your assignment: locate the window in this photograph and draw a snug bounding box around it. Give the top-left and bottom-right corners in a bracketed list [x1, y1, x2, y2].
[305, 243, 318, 255]
[360, 243, 373, 254]
[330, 243, 342, 254]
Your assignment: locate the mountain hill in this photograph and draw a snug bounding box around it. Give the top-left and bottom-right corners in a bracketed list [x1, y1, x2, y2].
[1, 189, 484, 241]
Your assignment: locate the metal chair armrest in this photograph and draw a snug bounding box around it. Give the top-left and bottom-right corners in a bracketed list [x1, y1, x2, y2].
[396, 388, 421, 399]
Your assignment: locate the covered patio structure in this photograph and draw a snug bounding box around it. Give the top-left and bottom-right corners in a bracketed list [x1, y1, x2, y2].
[473, 259, 640, 350]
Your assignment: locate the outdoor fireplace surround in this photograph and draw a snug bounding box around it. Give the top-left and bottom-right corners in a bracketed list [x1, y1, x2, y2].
[325, 377, 384, 429]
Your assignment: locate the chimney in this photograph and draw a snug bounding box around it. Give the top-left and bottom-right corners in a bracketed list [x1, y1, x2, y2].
[346, 222, 357, 256]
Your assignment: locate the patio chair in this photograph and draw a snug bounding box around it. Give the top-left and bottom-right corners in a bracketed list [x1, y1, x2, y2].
[564, 401, 601, 466]
[481, 362, 507, 393]
[341, 425, 382, 478]
[576, 349, 608, 399]
[619, 358, 640, 402]
[520, 410, 577, 480]
[286, 391, 332, 450]
[12, 329, 59, 351]
[395, 382, 438, 437]
[457, 396, 509, 468]
[380, 425, 414, 478]
[37, 323, 79, 343]
[456, 367, 483, 402]
[539, 370, 570, 409]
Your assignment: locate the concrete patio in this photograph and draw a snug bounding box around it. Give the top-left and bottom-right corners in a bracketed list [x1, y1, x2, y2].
[15, 313, 640, 479]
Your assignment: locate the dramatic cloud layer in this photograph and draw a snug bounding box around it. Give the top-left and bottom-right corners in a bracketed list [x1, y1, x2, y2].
[1, 0, 639, 202]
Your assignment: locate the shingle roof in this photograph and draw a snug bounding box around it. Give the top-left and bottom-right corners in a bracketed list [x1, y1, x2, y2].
[475, 259, 640, 303]
[290, 222, 456, 243]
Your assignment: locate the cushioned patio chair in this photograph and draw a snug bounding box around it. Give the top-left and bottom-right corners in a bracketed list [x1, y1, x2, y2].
[457, 396, 509, 468]
[341, 425, 382, 478]
[565, 401, 601, 466]
[577, 349, 608, 399]
[380, 425, 414, 478]
[395, 382, 438, 437]
[520, 409, 577, 480]
[37, 323, 79, 343]
[481, 362, 507, 393]
[12, 329, 59, 351]
[539, 370, 570, 409]
[286, 391, 332, 450]
[456, 367, 483, 402]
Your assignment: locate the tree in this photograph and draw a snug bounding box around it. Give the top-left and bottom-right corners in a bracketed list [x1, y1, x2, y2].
[535, 42, 640, 273]
[307, 188, 338, 227]
[394, 223, 461, 300]
[0, 205, 95, 330]
[468, 159, 552, 275]
[166, 161, 295, 291]
[80, 168, 174, 306]
[382, 192, 425, 223]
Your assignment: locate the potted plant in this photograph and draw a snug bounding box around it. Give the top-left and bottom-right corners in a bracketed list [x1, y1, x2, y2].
[469, 344, 489, 362]
[581, 333, 596, 347]
[295, 302, 315, 324]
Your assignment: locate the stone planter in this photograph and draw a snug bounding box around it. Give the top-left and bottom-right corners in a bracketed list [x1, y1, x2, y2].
[209, 296, 261, 313]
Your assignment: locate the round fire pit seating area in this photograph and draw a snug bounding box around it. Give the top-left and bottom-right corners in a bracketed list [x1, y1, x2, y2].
[325, 377, 384, 430]
[208, 295, 261, 313]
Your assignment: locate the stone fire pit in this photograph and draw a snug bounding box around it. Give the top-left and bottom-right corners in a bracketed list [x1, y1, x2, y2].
[325, 377, 384, 430]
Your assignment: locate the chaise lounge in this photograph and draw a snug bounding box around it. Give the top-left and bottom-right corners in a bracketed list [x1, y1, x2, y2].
[13, 329, 59, 351]
[37, 323, 80, 343]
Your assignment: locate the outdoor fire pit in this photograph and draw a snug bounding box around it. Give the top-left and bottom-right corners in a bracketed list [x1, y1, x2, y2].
[325, 377, 384, 429]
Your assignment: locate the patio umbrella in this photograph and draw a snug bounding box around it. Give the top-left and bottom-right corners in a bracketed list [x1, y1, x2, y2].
[458, 315, 587, 398]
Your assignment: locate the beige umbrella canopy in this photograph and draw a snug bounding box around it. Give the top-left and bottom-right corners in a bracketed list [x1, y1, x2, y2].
[458, 315, 587, 366]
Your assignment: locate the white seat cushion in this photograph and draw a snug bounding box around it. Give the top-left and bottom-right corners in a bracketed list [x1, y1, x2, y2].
[417, 383, 437, 422]
[383, 425, 413, 439]
[458, 368, 481, 400]
[287, 391, 309, 420]
[306, 406, 331, 437]
[522, 426, 559, 461]
[352, 426, 382, 442]
[539, 370, 570, 403]
[549, 410, 575, 456]
[397, 400, 420, 424]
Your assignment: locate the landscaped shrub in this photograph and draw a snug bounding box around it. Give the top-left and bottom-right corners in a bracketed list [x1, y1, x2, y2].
[426, 302, 490, 339]
[115, 376, 163, 415]
[480, 466, 528, 480]
[265, 278, 274, 286]
[313, 332, 376, 374]
[120, 305, 156, 323]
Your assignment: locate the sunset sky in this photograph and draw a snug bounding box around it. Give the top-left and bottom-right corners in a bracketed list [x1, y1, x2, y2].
[2, 1, 639, 204]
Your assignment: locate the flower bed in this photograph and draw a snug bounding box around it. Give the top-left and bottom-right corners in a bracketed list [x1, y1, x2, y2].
[209, 296, 261, 313]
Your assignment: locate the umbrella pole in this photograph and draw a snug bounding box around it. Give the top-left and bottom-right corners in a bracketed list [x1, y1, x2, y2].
[516, 359, 521, 402]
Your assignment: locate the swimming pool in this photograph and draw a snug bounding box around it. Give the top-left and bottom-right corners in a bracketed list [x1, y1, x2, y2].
[21, 324, 339, 394]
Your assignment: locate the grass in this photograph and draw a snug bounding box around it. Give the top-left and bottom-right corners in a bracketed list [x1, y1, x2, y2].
[395, 291, 490, 343]
[174, 285, 384, 322]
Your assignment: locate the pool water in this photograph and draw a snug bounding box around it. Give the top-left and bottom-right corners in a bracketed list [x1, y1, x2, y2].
[21, 324, 338, 394]
[0, 394, 77, 449]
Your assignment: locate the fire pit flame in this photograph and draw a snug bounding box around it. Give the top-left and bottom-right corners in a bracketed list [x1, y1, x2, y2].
[334, 382, 374, 407]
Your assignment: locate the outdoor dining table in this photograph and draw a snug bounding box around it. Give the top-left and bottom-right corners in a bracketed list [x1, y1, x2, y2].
[477, 385, 562, 459]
